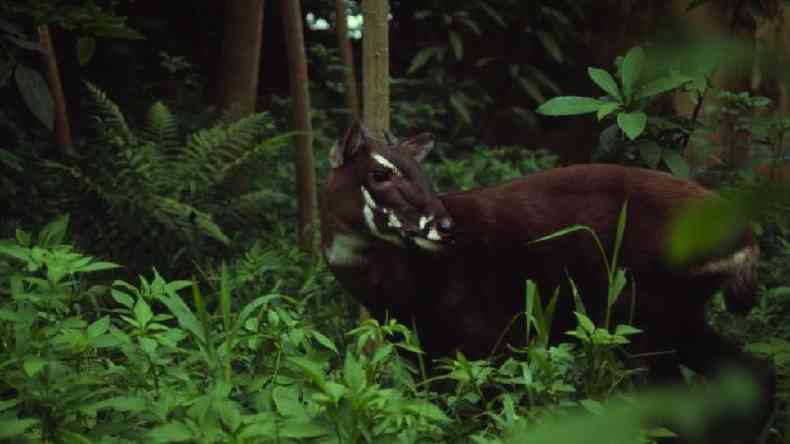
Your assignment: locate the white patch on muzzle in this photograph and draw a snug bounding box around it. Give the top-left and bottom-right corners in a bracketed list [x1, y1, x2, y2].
[361, 186, 404, 246]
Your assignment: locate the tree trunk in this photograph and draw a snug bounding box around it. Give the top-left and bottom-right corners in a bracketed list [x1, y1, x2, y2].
[359, 0, 391, 346]
[362, 0, 390, 138]
[335, 0, 361, 122]
[38, 24, 73, 155]
[282, 0, 318, 256]
[217, 0, 264, 120]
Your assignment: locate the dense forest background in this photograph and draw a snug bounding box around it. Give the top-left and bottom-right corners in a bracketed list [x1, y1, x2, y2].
[1, 0, 790, 443]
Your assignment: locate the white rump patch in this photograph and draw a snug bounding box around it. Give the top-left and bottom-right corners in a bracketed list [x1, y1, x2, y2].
[693, 245, 759, 275]
[324, 234, 369, 267]
[371, 153, 402, 176]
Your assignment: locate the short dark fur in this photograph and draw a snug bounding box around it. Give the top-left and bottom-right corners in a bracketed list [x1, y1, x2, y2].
[321, 126, 775, 443]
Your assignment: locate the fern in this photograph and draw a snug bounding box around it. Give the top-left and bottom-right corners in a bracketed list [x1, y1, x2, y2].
[141, 102, 180, 152]
[85, 82, 134, 146]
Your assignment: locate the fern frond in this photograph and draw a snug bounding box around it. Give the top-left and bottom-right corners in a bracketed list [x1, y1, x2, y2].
[84, 82, 134, 145]
[142, 102, 180, 151]
[147, 195, 231, 245]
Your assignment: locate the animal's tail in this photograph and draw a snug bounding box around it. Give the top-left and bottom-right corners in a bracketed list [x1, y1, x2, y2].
[693, 239, 760, 314]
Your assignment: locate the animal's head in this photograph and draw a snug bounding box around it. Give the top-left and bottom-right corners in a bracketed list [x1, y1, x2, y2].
[327, 123, 454, 251]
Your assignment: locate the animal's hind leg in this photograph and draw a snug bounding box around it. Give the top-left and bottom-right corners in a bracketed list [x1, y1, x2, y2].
[675, 324, 776, 443]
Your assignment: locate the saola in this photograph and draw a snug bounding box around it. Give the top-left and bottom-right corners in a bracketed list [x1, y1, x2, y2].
[320, 123, 775, 442]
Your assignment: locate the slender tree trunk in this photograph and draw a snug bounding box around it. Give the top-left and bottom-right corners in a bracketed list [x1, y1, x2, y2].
[362, 0, 390, 138]
[282, 0, 318, 256]
[335, 0, 361, 122]
[218, 0, 264, 120]
[38, 24, 73, 155]
[359, 0, 391, 345]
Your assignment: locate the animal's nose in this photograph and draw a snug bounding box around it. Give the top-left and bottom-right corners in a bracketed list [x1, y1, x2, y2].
[437, 217, 454, 235]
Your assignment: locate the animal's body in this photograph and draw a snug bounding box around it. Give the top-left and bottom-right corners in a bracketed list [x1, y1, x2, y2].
[320, 124, 775, 442]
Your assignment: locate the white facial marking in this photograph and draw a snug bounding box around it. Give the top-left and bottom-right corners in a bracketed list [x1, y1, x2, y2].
[362, 198, 404, 246]
[361, 186, 377, 209]
[387, 212, 402, 228]
[324, 234, 369, 266]
[426, 227, 441, 241]
[419, 215, 433, 230]
[413, 237, 443, 252]
[371, 153, 402, 176]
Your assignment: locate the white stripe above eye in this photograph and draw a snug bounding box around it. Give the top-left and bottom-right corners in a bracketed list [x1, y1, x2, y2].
[371, 153, 402, 176]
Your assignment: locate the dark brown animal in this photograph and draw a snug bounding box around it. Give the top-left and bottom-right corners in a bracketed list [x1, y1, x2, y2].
[320, 124, 775, 441]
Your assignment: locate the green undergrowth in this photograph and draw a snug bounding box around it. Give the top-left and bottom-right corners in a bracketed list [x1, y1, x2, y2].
[0, 215, 773, 443]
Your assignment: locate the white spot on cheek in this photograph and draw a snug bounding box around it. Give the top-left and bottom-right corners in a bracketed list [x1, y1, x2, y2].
[419, 215, 433, 230]
[371, 153, 402, 176]
[427, 227, 441, 241]
[362, 194, 404, 247]
[387, 212, 402, 228]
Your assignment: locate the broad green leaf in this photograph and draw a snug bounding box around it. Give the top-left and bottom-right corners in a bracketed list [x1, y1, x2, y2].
[449, 31, 463, 60]
[638, 141, 662, 168]
[588, 68, 622, 101]
[15, 64, 54, 130]
[312, 331, 338, 354]
[406, 401, 451, 422]
[662, 150, 690, 178]
[76, 37, 96, 65]
[134, 298, 154, 328]
[239, 419, 276, 440]
[617, 112, 647, 140]
[637, 73, 692, 100]
[620, 47, 645, 101]
[159, 291, 204, 343]
[273, 386, 307, 418]
[279, 419, 331, 439]
[596, 102, 620, 120]
[536, 96, 604, 116]
[100, 396, 148, 412]
[0, 418, 38, 439]
[615, 325, 642, 336]
[536, 30, 563, 63]
[147, 422, 193, 442]
[23, 357, 47, 377]
[288, 356, 327, 387]
[343, 352, 366, 393]
[111, 289, 135, 309]
[574, 312, 596, 334]
[87, 316, 110, 338]
[38, 214, 69, 247]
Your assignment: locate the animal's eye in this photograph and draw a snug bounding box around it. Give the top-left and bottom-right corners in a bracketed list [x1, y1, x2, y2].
[371, 168, 392, 183]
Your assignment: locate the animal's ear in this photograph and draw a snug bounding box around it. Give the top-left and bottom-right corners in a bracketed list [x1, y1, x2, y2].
[383, 129, 399, 146]
[399, 133, 435, 163]
[329, 122, 373, 168]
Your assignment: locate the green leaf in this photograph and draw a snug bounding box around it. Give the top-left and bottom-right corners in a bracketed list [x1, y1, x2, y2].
[159, 290, 204, 343]
[134, 298, 154, 328]
[449, 94, 472, 125]
[406, 401, 451, 422]
[536, 30, 563, 63]
[273, 386, 307, 418]
[408, 47, 439, 74]
[15, 64, 54, 130]
[536, 96, 604, 116]
[617, 112, 647, 140]
[38, 214, 69, 247]
[449, 31, 463, 60]
[637, 73, 692, 100]
[638, 141, 662, 168]
[620, 47, 645, 101]
[588, 68, 622, 101]
[23, 357, 47, 377]
[615, 325, 643, 336]
[518, 77, 546, 104]
[343, 352, 366, 393]
[662, 150, 690, 178]
[111, 289, 135, 309]
[76, 37, 96, 65]
[148, 422, 193, 442]
[239, 418, 276, 440]
[79, 261, 121, 273]
[596, 102, 620, 121]
[575, 312, 597, 334]
[279, 419, 331, 439]
[0, 418, 38, 439]
[312, 331, 338, 354]
[87, 316, 110, 338]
